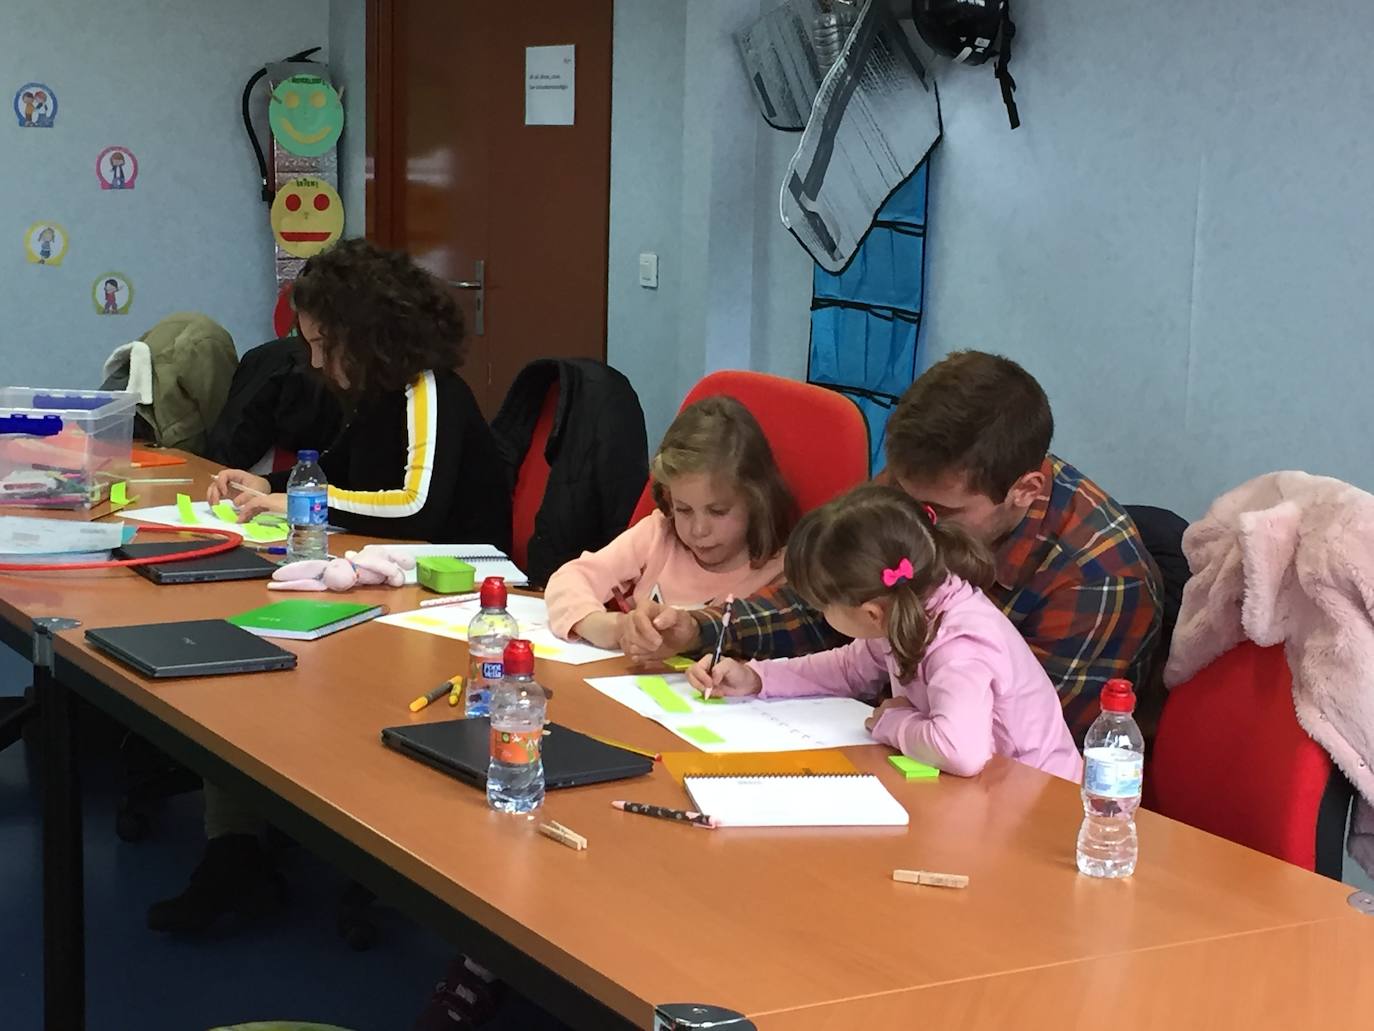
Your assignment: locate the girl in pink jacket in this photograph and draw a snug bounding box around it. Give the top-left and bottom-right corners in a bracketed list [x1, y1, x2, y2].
[689, 485, 1082, 780]
[546, 395, 796, 649]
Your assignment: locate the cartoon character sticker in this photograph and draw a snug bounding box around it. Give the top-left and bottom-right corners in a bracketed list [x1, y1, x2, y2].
[96, 146, 138, 190]
[268, 74, 344, 157]
[24, 222, 69, 265]
[270, 177, 344, 257]
[13, 82, 57, 127]
[92, 272, 133, 315]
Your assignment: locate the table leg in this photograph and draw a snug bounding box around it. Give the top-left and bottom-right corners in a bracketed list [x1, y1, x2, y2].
[37, 619, 84, 1031]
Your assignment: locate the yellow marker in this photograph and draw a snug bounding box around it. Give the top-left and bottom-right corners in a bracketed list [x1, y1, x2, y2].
[448, 675, 466, 707]
[409, 676, 460, 712]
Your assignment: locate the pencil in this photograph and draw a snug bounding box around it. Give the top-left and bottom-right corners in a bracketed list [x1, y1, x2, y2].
[702, 594, 735, 700]
[612, 800, 717, 829]
[410, 676, 460, 712]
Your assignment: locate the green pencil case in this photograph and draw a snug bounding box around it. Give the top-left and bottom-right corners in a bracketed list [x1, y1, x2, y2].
[416, 556, 476, 594]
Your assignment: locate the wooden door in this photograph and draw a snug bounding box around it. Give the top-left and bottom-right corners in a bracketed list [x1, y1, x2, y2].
[368, 0, 613, 417]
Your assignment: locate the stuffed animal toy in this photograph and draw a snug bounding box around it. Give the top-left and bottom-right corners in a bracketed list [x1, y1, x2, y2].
[269, 545, 416, 592]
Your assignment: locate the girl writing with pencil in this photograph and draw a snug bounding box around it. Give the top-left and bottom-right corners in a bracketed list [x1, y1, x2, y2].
[205, 238, 511, 549]
[545, 396, 796, 649]
[687, 485, 1082, 780]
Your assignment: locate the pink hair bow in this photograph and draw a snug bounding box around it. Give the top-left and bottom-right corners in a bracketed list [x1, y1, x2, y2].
[882, 557, 914, 588]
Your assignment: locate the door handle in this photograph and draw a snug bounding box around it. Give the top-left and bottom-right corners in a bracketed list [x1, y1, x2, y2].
[446, 259, 485, 336]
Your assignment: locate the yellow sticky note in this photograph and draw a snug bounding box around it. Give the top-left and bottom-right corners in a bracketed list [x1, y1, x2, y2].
[211, 501, 239, 523]
[243, 523, 289, 543]
[635, 675, 692, 714]
[678, 725, 726, 746]
[110, 482, 133, 507]
[663, 655, 694, 672]
[175, 493, 199, 525]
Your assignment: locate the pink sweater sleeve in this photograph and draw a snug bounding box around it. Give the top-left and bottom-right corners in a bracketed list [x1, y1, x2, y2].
[751, 639, 890, 702]
[545, 516, 664, 639]
[870, 650, 997, 777]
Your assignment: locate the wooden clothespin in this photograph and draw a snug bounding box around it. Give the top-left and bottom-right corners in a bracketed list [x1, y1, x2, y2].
[538, 820, 587, 851]
[893, 869, 968, 889]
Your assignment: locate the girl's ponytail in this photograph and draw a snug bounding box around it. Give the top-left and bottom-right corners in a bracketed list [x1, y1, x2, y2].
[925, 513, 995, 591]
[887, 581, 935, 681]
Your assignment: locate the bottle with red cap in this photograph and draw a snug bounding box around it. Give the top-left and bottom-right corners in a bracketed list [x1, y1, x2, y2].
[1077, 678, 1145, 877]
[487, 639, 547, 813]
[466, 577, 519, 718]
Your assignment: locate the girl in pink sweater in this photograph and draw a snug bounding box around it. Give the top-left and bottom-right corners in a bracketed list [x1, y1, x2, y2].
[547, 396, 797, 649]
[688, 485, 1082, 780]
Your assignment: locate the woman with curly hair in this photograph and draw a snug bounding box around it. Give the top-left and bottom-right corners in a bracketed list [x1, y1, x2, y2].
[149, 242, 510, 936]
[207, 238, 511, 549]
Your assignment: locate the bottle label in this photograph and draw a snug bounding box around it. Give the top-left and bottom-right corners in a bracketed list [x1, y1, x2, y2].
[480, 661, 504, 681]
[1083, 747, 1143, 798]
[287, 489, 327, 526]
[490, 728, 541, 765]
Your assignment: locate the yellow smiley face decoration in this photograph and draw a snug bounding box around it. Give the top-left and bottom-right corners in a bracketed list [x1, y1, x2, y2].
[271, 177, 344, 257]
[269, 74, 344, 157]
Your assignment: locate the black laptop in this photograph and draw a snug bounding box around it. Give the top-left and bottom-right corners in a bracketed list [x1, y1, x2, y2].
[116, 540, 279, 585]
[85, 619, 297, 678]
[382, 718, 654, 790]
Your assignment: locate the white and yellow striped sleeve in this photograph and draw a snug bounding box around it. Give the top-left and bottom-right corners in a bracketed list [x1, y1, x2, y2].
[327, 371, 437, 518]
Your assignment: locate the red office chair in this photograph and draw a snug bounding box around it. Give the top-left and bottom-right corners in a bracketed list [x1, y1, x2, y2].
[272, 282, 295, 338]
[510, 382, 560, 572]
[628, 370, 870, 524]
[1145, 641, 1353, 878]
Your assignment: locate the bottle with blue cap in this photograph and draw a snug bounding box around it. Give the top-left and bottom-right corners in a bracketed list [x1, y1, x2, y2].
[285, 449, 329, 561]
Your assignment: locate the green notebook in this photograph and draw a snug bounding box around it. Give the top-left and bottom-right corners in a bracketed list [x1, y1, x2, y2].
[228, 599, 385, 641]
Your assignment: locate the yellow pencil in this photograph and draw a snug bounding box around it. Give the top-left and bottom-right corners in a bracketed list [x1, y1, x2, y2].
[411, 676, 461, 712]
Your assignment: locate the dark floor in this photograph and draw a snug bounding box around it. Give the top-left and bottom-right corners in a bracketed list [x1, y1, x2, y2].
[0, 643, 459, 1031]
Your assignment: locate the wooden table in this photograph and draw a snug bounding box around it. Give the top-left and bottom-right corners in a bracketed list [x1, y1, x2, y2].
[6, 456, 1374, 1031]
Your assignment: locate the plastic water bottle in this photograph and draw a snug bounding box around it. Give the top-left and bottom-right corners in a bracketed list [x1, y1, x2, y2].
[285, 449, 328, 562]
[466, 577, 518, 718]
[1077, 678, 1145, 878]
[487, 639, 546, 813]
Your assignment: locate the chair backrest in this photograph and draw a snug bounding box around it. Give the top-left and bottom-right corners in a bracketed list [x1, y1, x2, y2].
[1145, 641, 1351, 877]
[509, 382, 560, 570]
[628, 370, 869, 524]
[272, 283, 295, 339]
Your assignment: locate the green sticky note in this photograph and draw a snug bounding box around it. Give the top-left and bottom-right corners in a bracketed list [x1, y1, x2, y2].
[211, 501, 239, 523]
[678, 725, 726, 746]
[110, 482, 133, 507]
[635, 675, 692, 714]
[889, 755, 940, 779]
[243, 523, 289, 543]
[176, 493, 199, 525]
[686, 687, 728, 705]
[663, 655, 694, 672]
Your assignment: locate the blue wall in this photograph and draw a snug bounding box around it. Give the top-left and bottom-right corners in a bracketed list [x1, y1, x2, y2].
[0, 0, 337, 390]
[919, 0, 1374, 517]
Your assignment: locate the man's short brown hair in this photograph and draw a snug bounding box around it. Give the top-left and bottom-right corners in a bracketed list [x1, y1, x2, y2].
[885, 350, 1053, 501]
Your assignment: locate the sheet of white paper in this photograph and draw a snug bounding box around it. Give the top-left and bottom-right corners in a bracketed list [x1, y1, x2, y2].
[378, 594, 619, 666]
[0, 516, 127, 555]
[118, 501, 288, 542]
[525, 44, 575, 126]
[379, 543, 529, 586]
[584, 673, 876, 752]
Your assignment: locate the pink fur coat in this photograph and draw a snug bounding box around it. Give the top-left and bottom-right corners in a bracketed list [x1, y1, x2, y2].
[1165, 471, 1374, 876]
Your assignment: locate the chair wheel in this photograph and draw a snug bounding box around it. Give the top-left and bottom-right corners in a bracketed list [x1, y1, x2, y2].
[115, 807, 151, 842]
[338, 912, 377, 951]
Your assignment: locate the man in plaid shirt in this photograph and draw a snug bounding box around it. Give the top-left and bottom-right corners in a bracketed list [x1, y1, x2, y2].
[623, 351, 1161, 744]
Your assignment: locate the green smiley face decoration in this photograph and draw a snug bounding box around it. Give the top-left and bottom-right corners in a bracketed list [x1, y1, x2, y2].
[269, 74, 344, 157]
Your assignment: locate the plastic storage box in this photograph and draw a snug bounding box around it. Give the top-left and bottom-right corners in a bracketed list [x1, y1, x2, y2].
[0, 387, 138, 509]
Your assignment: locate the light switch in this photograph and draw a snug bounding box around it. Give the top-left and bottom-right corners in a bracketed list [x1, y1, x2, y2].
[638, 252, 658, 289]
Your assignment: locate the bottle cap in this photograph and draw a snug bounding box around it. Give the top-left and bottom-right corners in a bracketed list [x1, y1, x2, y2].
[1101, 678, 1136, 713]
[503, 639, 534, 676]
[480, 576, 507, 609]
[297, 449, 319, 463]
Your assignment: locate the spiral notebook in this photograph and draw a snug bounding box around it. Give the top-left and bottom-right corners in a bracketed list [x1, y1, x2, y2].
[682, 774, 909, 828]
